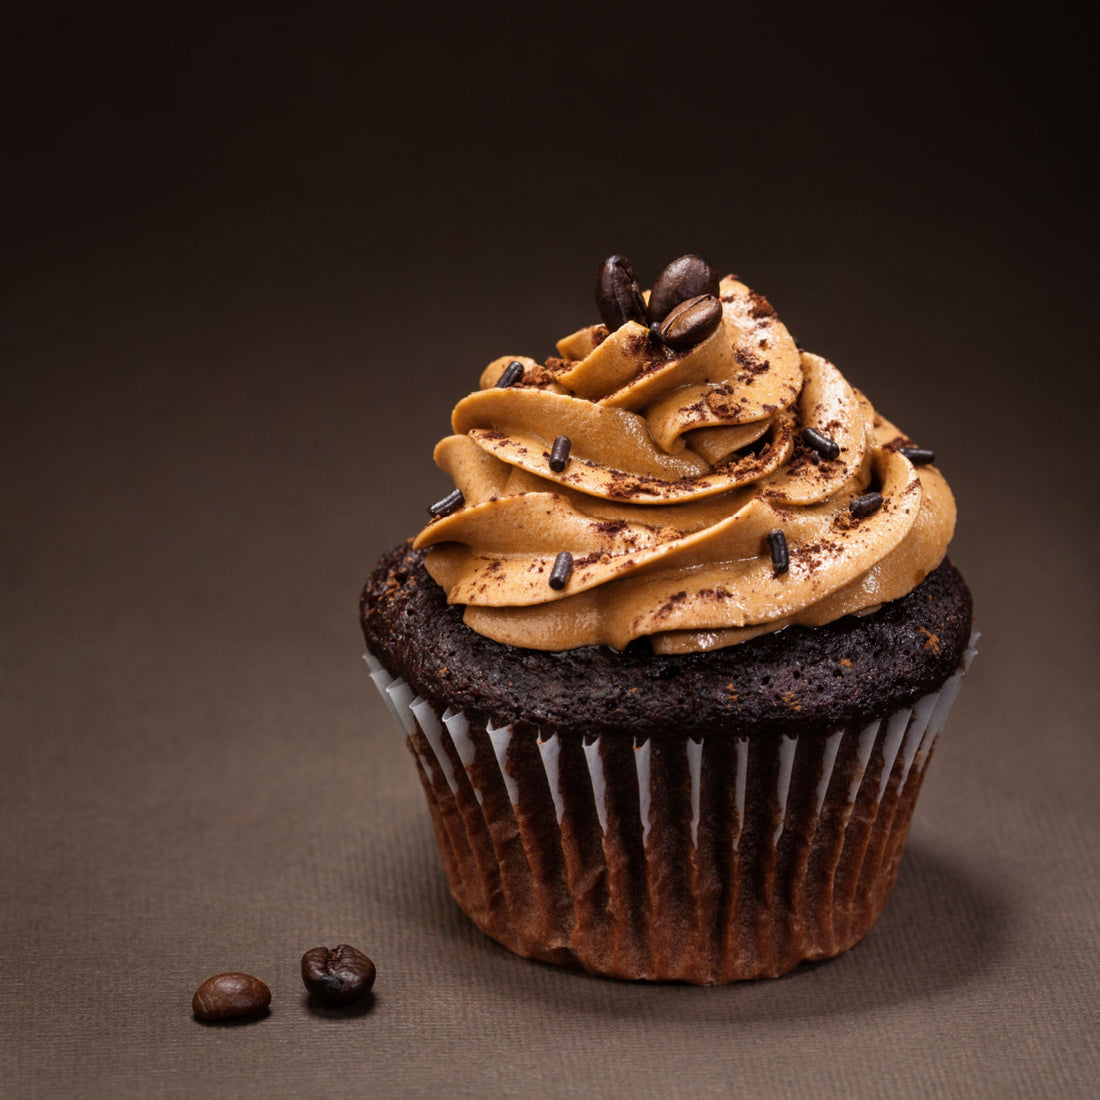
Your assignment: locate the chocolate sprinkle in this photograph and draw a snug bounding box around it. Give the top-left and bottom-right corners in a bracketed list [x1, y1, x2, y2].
[802, 427, 840, 460]
[496, 360, 525, 388]
[549, 551, 573, 590]
[849, 491, 883, 518]
[898, 446, 936, 465]
[766, 530, 789, 575]
[549, 435, 571, 473]
[428, 488, 465, 517]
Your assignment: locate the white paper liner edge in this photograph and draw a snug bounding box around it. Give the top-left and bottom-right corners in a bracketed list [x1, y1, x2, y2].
[816, 730, 844, 813]
[687, 739, 703, 847]
[774, 736, 797, 844]
[364, 633, 978, 852]
[851, 720, 881, 802]
[487, 721, 518, 804]
[411, 697, 458, 794]
[634, 739, 653, 844]
[583, 740, 607, 834]
[538, 735, 564, 824]
[733, 738, 748, 852]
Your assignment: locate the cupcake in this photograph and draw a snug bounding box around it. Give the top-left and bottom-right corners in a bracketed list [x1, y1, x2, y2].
[361, 254, 975, 984]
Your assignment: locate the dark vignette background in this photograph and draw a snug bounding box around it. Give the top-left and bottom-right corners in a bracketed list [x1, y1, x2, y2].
[3, 5, 1097, 1098]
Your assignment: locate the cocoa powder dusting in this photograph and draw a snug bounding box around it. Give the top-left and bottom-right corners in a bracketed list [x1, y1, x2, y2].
[655, 591, 689, 619]
[790, 538, 845, 573]
[704, 388, 748, 417]
[734, 348, 770, 380]
[592, 519, 628, 536]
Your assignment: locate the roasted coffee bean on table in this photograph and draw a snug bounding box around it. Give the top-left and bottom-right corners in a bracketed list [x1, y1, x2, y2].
[301, 944, 377, 1007]
[647, 254, 720, 323]
[657, 293, 723, 350]
[595, 255, 647, 330]
[192, 972, 271, 1022]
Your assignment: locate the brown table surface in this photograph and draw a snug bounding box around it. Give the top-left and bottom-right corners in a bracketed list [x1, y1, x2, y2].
[4, 9, 1097, 1099]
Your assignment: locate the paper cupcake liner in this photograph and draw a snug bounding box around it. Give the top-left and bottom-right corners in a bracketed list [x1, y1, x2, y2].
[365, 633, 978, 984]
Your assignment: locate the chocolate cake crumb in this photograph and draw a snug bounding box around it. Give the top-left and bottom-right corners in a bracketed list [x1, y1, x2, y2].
[592, 519, 628, 536]
[748, 293, 778, 320]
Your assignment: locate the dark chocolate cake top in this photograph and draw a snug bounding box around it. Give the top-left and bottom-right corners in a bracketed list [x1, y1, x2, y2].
[362, 542, 973, 742]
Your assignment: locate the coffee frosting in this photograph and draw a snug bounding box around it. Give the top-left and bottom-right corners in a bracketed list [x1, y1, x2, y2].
[414, 273, 956, 653]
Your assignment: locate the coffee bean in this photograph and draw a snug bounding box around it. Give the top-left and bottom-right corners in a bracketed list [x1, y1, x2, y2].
[595, 255, 647, 330]
[657, 294, 723, 350]
[647, 254, 720, 324]
[301, 944, 376, 1007]
[192, 972, 271, 1022]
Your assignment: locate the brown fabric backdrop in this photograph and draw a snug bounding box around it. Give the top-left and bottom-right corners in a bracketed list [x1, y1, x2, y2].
[3, 6, 1097, 1097]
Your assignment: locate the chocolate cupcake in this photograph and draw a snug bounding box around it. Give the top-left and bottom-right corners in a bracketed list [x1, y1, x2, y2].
[361, 254, 976, 984]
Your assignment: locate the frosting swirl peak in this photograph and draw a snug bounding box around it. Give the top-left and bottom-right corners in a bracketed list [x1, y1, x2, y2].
[414, 259, 956, 653]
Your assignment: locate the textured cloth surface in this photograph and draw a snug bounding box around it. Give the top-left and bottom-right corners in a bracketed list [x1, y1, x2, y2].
[3, 10, 1098, 1099]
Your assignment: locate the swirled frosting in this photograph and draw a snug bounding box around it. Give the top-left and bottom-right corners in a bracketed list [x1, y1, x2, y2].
[413, 271, 956, 654]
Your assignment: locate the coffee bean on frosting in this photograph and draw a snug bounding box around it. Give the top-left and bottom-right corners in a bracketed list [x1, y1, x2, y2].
[802, 427, 840, 460]
[647, 254, 720, 324]
[595, 255, 647, 330]
[549, 435, 571, 473]
[657, 294, 723, 350]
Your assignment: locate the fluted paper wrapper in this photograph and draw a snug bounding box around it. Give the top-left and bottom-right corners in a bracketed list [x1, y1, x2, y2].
[365, 635, 978, 984]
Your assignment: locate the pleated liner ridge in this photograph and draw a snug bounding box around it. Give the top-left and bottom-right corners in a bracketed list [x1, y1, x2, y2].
[365, 637, 977, 985]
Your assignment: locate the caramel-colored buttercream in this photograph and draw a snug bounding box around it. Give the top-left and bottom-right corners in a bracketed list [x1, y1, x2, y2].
[414, 276, 955, 653]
